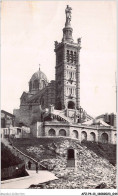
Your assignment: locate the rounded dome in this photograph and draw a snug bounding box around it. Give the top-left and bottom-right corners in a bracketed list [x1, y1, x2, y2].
[29, 69, 48, 94]
[30, 69, 48, 82]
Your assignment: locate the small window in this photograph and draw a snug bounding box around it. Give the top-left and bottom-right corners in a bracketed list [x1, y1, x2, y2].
[74, 52, 76, 64]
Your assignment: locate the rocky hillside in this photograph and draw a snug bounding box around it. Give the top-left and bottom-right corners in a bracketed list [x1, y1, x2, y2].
[12, 138, 116, 189]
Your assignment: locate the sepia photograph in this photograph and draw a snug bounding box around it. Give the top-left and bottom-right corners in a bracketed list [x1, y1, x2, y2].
[1, 0, 117, 194]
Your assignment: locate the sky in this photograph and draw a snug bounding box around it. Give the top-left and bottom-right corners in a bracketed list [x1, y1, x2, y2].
[1, 1, 117, 117]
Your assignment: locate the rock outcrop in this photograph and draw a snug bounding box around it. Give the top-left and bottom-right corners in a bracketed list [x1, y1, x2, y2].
[12, 138, 116, 189]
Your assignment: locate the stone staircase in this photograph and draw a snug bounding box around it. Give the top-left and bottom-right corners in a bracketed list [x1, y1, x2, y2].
[2, 138, 47, 171]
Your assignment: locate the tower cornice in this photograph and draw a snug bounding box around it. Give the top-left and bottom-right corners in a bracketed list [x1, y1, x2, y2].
[54, 41, 81, 52]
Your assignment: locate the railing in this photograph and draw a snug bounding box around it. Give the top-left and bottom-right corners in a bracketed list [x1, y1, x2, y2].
[8, 138, 47, 170]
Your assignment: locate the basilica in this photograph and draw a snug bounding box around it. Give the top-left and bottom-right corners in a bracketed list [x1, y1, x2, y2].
[13, 5, 116, 144]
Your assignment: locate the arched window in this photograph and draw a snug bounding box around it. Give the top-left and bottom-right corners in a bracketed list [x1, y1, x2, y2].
[73, 52, 76, 64]
[72, 130, 78, 139]
[71, 72, 72, 78]
[59, 129, 66, 136]
[48, 129, 56, 136]
[66, 50, 69, 62]
[101, 133, 108, 143]
[34, 80, 39, 89]
[90, 132, 96, 142]
[70, 51, 73, 63]
[68, 101, 75, 109]
[42, 80, 46, 88]
[69, 30, 72, 36]
[81, 131, 87, 141]
[67, 71, 68, 78]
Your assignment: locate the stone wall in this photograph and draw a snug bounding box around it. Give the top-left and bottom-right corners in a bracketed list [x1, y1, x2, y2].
[47, 81, 56, 107]
[111, 130, 117, 144]
[15, 106, 116, 144]
[36, 122, 116, 144]
[13, 109, 31, 127]
[44, 122, 70, 137]
[1, 163, 26, 181]
[37, 122, 44, 136]
[30, 122, 44, 137]
[30, 123, 37, 137]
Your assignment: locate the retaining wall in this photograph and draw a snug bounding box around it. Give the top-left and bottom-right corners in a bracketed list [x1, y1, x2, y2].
[1, 163, 26, 181]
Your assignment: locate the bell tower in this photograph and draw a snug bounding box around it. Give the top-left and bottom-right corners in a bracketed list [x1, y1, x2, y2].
[54, 5, 81, 110]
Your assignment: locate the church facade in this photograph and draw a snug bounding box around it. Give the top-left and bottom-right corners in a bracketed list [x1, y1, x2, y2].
[13, 5, 116, 144]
